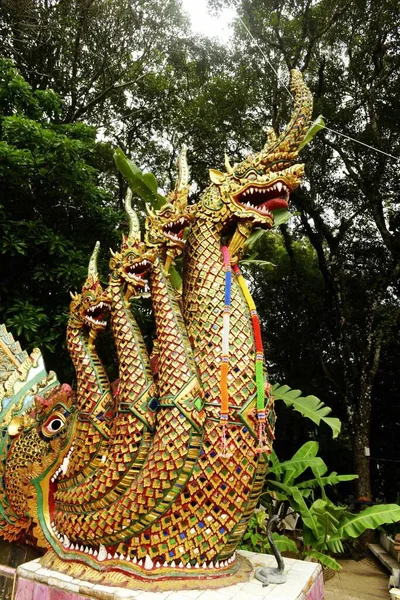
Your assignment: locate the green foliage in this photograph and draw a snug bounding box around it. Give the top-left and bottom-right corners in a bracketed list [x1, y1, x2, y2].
[253, 442, 400, 569]
[298, 116, 326, 151]
[113, 148, 166, 209]
[272, 383, 341, 438]
[0, 59, 121, 380]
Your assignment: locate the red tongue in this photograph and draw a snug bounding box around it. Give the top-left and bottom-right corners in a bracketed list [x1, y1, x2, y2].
[178, 230, 184, 239]
[263, 198, 288, 211]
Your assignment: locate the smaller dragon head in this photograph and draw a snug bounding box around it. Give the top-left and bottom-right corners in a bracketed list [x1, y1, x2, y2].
[200, 70, 313, 257]
[1, 383, 76, 547]
[145, 144, 195, 261]
[68, 242, 111, 335]
[109, 190, 157, 295]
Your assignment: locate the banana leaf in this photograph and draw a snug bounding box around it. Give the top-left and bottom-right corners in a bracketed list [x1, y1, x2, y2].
[298, 115, 326, 151]
[113, 148, 166, 208]
[339, 504, 400, 540]
[272, 383, 341, 438]
[271, 533, 298, 553]
[297, 472, 358, 489]
[305, 550, 342, 570]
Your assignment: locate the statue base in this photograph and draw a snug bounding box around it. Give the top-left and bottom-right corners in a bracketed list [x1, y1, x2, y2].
[12, 550, 324, 599]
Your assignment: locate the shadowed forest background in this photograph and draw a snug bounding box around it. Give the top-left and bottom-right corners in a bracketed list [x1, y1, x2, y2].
[0, 0, 399, 506]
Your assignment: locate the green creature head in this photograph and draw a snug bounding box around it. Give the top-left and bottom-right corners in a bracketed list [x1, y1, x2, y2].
[0, 384, 76, 548]
[68, 242, 111, 335]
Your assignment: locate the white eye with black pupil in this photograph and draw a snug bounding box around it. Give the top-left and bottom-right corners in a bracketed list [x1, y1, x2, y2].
[49, 419, 63, 431]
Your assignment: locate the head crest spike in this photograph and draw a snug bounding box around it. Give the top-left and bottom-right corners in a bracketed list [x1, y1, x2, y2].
[224, 153, 234, 175]
[124, 189, 141, 241]
[175, 144, 190, 192]
[145, 203, 156, 218]
[87, 241, 100, 281]
[262, 70, 313, 158]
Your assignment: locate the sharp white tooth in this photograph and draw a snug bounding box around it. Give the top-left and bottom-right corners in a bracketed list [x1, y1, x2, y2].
[210, 561, 214, 568]
[61, 455, 70, 475]
[194, 563, 199, 569]
[114, 552, 119, 559]
[89, 548, 93, 555]
[277, 182, 282, 192]
[216, 561, 220, 568]
[85, 546, 90, 554]
[107, 553, 113, 559]
[80, 545, 84, 552]
[132, 556, 137, 564]
[93, 549, 98, 557]
[170, 560, 176, 567]
[144, 555, 153, 570]
[202, 562, 207, 568]
[126, 554, 131, 561]
[98, 545, 107, 561]
[51, 477, 55, 483]
[187, 562, 191, 568]
[178, 561, 184, 568]
[138, 558, 144, 567]
[63, 535, 70, 548]
[155, 561, 161, 568]
[119, 553, 124, 560]
[70, 543, 75, 550]
[250, 188, 254, 194]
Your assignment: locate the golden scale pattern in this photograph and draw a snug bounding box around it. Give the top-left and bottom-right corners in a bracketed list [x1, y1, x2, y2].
[55, 279, 156, 511]
[53, 259, 204, 548]
[0, 69, 313, 587]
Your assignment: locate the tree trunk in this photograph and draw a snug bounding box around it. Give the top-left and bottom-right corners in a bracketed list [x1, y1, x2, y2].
[351, 427, 372, 500]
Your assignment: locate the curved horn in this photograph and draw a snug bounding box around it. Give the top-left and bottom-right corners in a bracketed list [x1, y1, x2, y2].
[224, 153, 234, 175]
[124, 188, 141, 241]
[262, 70, 313, 158]
[87, 241, 100, 281]
[176, 144, 190, 192]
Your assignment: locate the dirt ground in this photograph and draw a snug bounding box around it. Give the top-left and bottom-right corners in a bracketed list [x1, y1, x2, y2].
[324, 554, 390, 600]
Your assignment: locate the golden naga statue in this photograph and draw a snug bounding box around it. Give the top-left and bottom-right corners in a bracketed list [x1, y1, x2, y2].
[0, 70, 313, 591]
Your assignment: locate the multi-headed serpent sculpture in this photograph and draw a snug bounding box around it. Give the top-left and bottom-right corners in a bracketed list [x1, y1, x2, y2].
[0, 71, 312, 590]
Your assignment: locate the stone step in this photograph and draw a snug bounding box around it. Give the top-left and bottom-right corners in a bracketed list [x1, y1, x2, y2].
[369, 543, 400, 587]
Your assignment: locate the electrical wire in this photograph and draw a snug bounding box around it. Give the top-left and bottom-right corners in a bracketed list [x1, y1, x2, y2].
[229, 2, 400, 162]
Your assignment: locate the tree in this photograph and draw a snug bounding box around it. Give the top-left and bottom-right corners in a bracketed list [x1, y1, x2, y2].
[208, 0, 400, 499]
[0, 58, 123, 381]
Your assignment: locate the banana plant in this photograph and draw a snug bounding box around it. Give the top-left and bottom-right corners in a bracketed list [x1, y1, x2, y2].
[256, 441, 400, 570]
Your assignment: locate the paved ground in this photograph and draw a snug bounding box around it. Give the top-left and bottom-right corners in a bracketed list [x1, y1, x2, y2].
[325, 555, 390, 600]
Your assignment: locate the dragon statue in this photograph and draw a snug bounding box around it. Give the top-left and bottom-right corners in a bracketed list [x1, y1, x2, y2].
[0, 70, 313, 591]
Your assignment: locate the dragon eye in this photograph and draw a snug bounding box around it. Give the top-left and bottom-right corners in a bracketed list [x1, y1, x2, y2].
[42, 413, 66, 437]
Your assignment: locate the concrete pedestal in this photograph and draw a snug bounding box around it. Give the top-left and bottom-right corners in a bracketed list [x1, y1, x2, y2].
[13, 550, 324, 600]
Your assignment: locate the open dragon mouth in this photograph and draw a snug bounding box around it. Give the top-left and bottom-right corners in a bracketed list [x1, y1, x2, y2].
[233, 180, 290, 217]
[124, 259, 152, 287]
[162, 216, 190, 245]
[84, 301, 110, 327]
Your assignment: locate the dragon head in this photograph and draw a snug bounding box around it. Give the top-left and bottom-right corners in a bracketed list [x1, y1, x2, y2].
[0, 383, 76, 547]
[109, 190, 157, 295]
[145, 144, 195, 261]
[68, 242, 111, 334]
[200, 70, 313, 256]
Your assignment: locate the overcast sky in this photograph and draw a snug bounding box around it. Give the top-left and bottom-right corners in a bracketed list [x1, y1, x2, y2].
[180, 0, 235, 43]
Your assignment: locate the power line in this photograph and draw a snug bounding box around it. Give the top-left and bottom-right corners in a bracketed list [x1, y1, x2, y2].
[230, 4, 400, 162]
